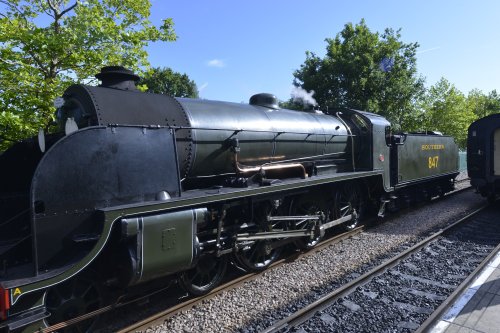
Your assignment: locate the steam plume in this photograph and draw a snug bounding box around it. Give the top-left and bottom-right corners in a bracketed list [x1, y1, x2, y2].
[291, 86, 317, 106]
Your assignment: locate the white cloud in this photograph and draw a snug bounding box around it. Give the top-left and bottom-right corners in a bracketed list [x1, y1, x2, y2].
[417, 46, 441, 55]
[207, 59, 226, 68]
[199, 82, 209, 92]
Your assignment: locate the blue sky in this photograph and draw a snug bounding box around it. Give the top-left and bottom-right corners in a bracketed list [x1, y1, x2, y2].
[147, 0, 499, 103]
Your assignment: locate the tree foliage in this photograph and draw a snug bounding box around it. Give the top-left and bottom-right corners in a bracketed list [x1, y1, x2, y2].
[422, 79, 500, 149]
[291, 19, 500, 147]
[0, 0, 176, 151]
[421, 78, 473, 148]
[141, 67, 199, 98]
[292, 19, 425, 131]
[466, 89, 500, 119]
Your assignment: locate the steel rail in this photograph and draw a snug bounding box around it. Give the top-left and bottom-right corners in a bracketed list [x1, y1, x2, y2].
[38, 285, 175, 333]
[259, 203, 488, 333]
[415, 235, 500, 333]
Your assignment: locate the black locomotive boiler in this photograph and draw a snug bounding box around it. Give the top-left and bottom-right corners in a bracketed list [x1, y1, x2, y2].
[1, 66, 459, 332]
[467, 113, 500, 201]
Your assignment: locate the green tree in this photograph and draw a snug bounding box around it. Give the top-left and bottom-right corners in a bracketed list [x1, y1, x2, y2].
[0, 0, 176, 151]
[141, 67, 199, 98]
[422, 78, 476, 149]
[486, 90, 500, 115]
[466, 89, 488, 119]
[279, 99, 304, 111]
[467, 89, 500, 119]
[293, 19, 425, 131]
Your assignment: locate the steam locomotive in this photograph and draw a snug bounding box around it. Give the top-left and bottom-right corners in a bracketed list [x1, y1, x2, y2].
[0, 66, 459, 332]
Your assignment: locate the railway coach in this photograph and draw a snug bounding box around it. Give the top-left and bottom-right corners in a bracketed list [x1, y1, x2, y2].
[1, 66, 459, 332]
[467, 113, 500, 201]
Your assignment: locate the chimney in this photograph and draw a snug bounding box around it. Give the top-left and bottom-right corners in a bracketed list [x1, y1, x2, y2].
[95, 66, 140, 90]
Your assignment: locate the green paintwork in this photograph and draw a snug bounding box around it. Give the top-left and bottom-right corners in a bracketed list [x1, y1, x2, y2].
[126, 208, 205, 284]
[395, 134, 459, 186]
[2, 291, 46, 332]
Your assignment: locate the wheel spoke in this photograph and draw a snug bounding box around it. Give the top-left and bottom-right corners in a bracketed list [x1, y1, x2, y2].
[235, 203, 284, 272]
[335, 185, 363, 231]
[45, 272, 104, 332]
[339, 204, 350, 214]
[200, 273, 209, 286]
[248, 245, 259, 261]
[291, 196, 325, 250]
[191, 271, 201, 283]
[81, 285, 93, 299]
[179, 255, 227, 296]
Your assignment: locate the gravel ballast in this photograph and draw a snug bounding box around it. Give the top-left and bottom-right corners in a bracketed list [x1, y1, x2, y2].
[295, 204, 500, 333]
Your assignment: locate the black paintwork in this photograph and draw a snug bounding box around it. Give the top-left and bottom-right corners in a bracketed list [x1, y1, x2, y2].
[467, 113, 500, 198]
[31, 126, 181, 270]
[0, 67, 460, 332]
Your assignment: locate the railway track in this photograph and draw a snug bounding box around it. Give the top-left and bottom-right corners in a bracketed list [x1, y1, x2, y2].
[38, 224, 367, 333]
[416, 241, 500, 333]
[40, 179, 472, 333]
[115, 225, 366, 333]
[261, 201, 500, 333]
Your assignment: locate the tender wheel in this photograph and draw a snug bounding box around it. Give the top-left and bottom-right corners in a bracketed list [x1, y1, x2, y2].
[179, 254, 227, 296]
[45, 273, 104, 332]
[234, 203, 284, 271]
[292, 197, 325, 250]
[334, 184, 363, 231]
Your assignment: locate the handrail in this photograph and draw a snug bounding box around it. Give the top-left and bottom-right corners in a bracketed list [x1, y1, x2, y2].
[336, 112, 356, 171]
[108, 123, 355, 138]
